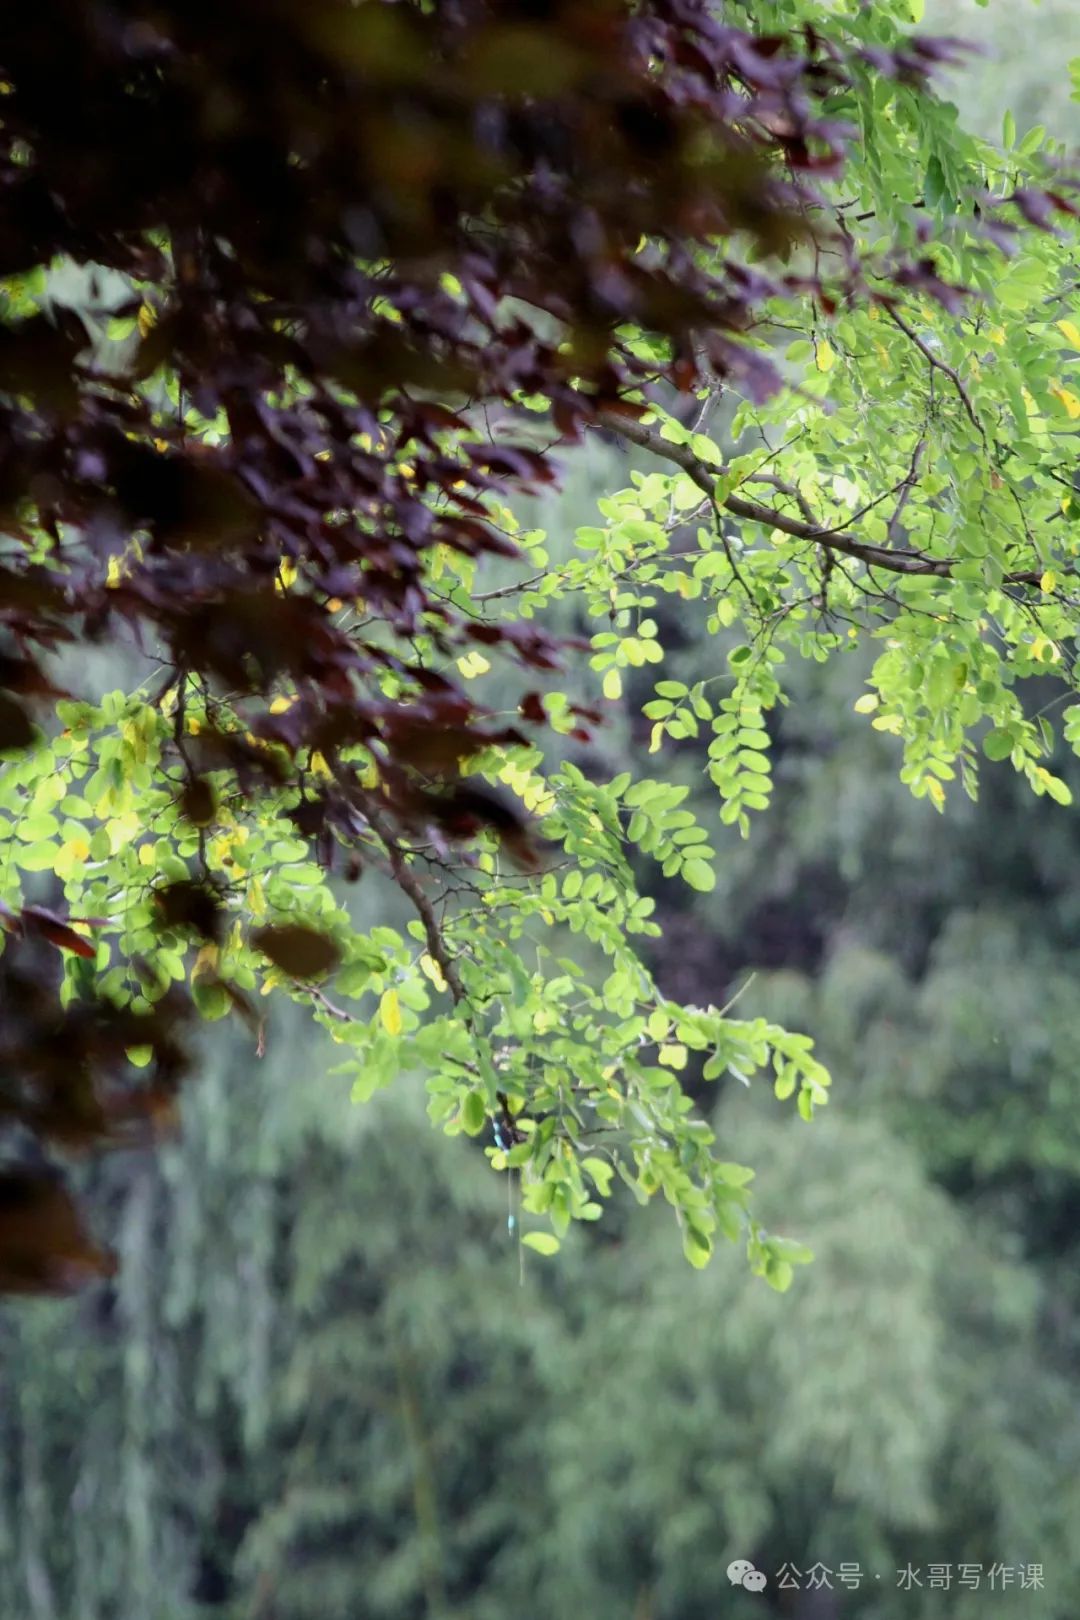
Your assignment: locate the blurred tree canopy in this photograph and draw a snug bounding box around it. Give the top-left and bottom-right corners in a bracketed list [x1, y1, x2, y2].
[0, 0, 1079, 1299]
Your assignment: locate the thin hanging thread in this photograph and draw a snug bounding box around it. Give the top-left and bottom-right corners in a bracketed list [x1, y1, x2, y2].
[513, 1167, 524, 1287]
[494, 1091, 525, 1285]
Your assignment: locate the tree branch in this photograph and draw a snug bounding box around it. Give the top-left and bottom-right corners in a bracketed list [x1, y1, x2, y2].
[883, 306, 986, 443]
[362, 800, 467, 1003]
[597, 411, 1040, 586]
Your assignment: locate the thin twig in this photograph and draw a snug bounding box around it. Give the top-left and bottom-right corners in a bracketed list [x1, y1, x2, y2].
[362, 799, 467, 1002]
[597, 410, 1041, 586]
[306, 985, 354, 1021]
[883, 306, 986, 443]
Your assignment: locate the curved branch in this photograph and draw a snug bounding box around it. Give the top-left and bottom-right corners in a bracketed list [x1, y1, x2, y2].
[362, 799, 467, 1004]
[597, 410, 1041, 586]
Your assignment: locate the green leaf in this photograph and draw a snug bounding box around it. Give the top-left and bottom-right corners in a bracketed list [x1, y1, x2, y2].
[13, 841, 58, 871]
[765, 1260, 794, 1293]
[682, 1227, 711, 1268]
[521, 1231, 560, 1256]
[983, 729, 1015, 762]
[770, 1238, 814, 1266]
[682, 858, 715, 893]
[716, 1163, 755, 1188]
[461, 1090, 487, 1137]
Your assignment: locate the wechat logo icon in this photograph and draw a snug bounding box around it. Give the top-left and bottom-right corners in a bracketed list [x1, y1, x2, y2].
[727, 1559, 767, 1593]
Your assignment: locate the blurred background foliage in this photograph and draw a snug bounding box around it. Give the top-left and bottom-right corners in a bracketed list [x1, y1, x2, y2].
[2, 4, 1079, 1616]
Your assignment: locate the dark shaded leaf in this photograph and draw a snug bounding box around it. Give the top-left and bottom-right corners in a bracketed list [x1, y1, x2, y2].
[252, 925, 342, 980]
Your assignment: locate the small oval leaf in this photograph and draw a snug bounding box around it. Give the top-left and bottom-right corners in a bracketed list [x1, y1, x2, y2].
[521, 1231, 560, 1256]
[379, 987, 404, 1035]
[461, 1090, 486, 1136]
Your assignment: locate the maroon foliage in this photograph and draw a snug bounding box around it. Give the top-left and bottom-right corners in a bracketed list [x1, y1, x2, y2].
[0, 0, 951, 781]
[0, 0, 961, 1289]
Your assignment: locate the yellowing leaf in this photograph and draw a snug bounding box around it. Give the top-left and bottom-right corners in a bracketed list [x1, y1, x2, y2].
[649, 721, 665, 754]
[456, 650, 491, 680]
[853, 693, 879, 714]
[815, 341, 835, 373]
[988, 326, 1006, 347]
[1034, 767, 1073, 806]
[269, 694, 295, 714]
[1041, 570, 1057, 594]
[192, 943, 219, 982]
[927, 778, 945, 811]
[658, 1043, 688, 1069]
[380, 987, 403, 1036]
[1058, 319, 1080, 349]
[1051, 384, 1080, 419]
[137, 302, 156, 337]
[106, 811, 140, 852]
[419, 953, 447, 992]
[1031, 635, 1060, 664]
[602, 667, 623, 701]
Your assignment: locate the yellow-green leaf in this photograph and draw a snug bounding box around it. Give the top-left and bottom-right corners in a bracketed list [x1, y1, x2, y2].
[1050, 384, 1080, 419]
[658, 1043, 688, 1069]
[522, 1231, 560, 1256]
[379, 987, 403, 1035]
[682, 857, 715, 893]
[682, 1227, 711, 1268]
[766, 1260, 795, 1293]
[418, 953, 447, 992]
[461, 1089, 486, 1136]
